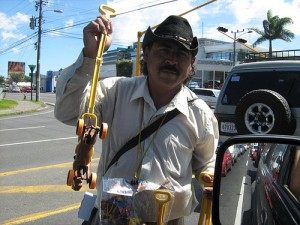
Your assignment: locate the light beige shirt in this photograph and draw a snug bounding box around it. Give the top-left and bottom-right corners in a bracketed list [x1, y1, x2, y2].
[55, 52, 219, 221]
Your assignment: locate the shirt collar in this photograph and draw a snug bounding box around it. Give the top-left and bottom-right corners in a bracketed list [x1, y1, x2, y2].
[130, 76, 155, 108]
[130, 76, 192, 117]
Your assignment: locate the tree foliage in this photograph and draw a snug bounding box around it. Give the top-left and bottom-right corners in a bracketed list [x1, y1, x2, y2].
[0, 76, 5, 84]
[8, 72, 24, 83]
[116, 60, 133, 77]
[249, 9, 294, 55]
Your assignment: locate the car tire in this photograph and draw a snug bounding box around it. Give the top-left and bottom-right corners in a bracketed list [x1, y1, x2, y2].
[235, 89, 294, 135]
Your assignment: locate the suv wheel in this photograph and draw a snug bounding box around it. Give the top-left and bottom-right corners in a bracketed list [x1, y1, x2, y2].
[235, 89, 294, 135]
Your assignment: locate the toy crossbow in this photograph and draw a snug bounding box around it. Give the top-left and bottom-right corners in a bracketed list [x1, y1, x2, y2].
[67, 4, 116, 191]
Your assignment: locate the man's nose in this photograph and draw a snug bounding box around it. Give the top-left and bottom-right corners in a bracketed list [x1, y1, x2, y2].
[165, 52, 178, 65]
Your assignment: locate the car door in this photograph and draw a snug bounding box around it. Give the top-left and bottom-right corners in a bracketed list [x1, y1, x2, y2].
[254, 144, 300, 225]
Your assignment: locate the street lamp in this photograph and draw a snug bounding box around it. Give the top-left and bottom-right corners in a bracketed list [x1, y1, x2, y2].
[217, 27, 252, 66]
[28, 64, 36, 101]
[232, 30, 252, 66]
[32, 0, 63, 101]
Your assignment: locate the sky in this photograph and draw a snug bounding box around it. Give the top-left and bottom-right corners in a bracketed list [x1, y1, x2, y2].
[0, 0, 299, 77]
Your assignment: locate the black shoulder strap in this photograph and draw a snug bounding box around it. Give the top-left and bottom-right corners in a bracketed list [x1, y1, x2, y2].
[105, 98, 197, 173]
[105, 108, 180, 173]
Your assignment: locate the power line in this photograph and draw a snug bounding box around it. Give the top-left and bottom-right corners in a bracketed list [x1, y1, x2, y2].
[1, 0, 180, 55]
[0, 33, 37, 54]
[117, 0, 178, 15]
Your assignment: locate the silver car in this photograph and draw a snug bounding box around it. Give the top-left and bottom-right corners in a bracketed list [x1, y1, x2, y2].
[193, 88, 220, 108]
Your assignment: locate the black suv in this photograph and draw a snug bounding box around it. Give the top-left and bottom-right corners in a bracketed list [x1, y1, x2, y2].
[214, 60, 300, 143]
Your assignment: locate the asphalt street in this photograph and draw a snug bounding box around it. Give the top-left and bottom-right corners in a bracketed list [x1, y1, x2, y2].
[0, 93, 101, 225]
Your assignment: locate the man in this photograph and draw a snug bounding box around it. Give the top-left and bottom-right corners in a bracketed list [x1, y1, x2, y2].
[55, 14, 219, 225]
[290, 148, 300, 202]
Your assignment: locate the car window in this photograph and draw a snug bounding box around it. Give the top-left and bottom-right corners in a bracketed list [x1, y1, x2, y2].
[265, 144, 288, 181]
[221, 71, 300, 107]
[193, 89, 213, 96]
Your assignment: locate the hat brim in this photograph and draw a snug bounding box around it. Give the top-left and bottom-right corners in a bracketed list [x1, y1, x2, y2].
[142, 27, 198, 56]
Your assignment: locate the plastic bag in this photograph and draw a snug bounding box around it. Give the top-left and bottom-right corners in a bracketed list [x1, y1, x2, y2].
[100, 177, 175, 225]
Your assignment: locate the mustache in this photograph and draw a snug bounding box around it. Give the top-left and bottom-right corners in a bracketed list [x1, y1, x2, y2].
[159, 65, 179, 74]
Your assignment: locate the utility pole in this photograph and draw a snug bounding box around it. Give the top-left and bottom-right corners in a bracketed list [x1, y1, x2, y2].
[30, 1, 62, 101]
[231, 29, 244, 67]
[35, 0, 44, 102]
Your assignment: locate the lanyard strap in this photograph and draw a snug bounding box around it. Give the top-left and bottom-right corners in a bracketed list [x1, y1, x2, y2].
[105, 108, 180, 173]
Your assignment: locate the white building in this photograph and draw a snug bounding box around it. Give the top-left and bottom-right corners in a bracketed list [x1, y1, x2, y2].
[53, 38, 267, 89]
[191, 38, 267, 89]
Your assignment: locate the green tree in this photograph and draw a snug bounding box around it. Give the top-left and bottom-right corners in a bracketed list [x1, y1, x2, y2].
[249, 10, 294, 56]
[8, 72, 24, 83]
[24, 75, 31, 82]
[116, 60, 133, 77]
[0, 76, 5, 84]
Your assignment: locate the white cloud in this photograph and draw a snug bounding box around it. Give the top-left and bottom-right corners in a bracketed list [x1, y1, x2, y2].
[225, 0, 300, 34]
[0, 12, 29, 31]
[108, 0, 201, 47]
[104, 0, 297, 45]
[198, 0, 299, 48]
[12, 47, 20, 53]
[65, 18, 74, 28]
[1, 31, 26, 41]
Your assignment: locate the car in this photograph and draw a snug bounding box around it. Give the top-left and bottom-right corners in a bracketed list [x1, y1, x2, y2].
[21, 86, 32, 93]
[214, 60, 300, 143]
[187, 81, 200, 90]
[9, 85, 21, 93]
[222, 149, 233, 176]
[236, 144, 247, 155]
[252, 142, 300, 225]
[227, 145, 239, 164]
[203, 80, 222, 89]
[249, 144, 258, 159]
[251, 146, 257, 161]
[192, 88, 220, 108]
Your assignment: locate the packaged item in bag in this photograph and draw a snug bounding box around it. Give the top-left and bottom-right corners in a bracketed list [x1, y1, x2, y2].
[100, 177, 175, 224]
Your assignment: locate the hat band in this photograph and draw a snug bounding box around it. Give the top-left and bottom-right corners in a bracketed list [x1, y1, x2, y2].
[159, 34, 192, 46]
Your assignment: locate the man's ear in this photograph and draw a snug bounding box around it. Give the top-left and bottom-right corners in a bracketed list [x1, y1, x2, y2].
[143, 47, 149, 62]
[191, 56, 196, 65]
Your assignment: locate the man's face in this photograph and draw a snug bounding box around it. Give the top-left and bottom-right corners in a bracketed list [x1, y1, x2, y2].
[144, 40, 195, 90]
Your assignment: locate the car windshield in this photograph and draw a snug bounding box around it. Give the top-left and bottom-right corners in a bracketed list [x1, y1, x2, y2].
[221, 71, 300, 107]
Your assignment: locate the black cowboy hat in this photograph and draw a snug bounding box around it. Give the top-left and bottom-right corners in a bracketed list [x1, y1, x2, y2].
[142, 15, 198, 56]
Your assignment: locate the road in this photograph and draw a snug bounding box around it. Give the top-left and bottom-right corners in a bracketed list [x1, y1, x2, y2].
[0, 93, 101, 225]
[0, 93, 255, 225]
[218, 150, 257, 225]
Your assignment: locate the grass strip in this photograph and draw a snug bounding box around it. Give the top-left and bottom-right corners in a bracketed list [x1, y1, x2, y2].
[0, 99, 18, 110]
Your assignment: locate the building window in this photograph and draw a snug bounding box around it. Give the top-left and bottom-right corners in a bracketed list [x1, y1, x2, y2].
[206, 52, 233, 61]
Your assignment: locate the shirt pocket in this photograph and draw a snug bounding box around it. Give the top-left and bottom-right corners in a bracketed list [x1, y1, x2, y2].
[164, 134, 193, 178]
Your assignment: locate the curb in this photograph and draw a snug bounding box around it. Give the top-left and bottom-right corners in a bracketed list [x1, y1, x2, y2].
[0, 101, 55, 117]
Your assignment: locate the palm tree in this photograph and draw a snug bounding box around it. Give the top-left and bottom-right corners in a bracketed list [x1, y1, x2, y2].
[249, 10, 294, 56]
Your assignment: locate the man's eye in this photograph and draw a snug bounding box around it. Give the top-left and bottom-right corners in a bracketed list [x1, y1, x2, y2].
[159, 47, 169, 52]
[177, 51, 189, 58]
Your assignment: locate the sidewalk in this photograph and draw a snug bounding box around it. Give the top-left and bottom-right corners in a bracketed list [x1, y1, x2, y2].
[0, 100, 49, 116]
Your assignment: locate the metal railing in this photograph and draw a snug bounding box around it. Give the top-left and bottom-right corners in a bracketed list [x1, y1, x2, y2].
[245, 49, 300, 62]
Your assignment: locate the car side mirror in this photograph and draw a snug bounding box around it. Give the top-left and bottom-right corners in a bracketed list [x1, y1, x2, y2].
[212, 135, 300, 225]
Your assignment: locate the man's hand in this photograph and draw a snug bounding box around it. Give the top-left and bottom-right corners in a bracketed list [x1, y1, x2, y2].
[199, 171, 214, 187]
[200, 171, 214, 198]
[83, 15, 113, 59]
[201, 173, 213, 184]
